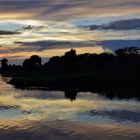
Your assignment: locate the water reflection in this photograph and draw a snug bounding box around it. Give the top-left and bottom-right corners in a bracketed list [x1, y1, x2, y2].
[14, 86, 140, 101]
[0, 76, 140, 140]
[89, 110, 140, 122]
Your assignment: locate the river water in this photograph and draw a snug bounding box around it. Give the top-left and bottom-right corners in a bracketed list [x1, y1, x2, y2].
[0, 76, 140, 140]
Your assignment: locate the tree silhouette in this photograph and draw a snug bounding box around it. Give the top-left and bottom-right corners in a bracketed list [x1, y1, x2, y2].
[0, 47, 140, 91]
[30, 55, 42, 67]
[115, 47, 139, 57]
[23, 59, 31, 68]
[1, 58, 8, 70]
[63, 48, 77, 64]
[48, 56, 61, 64]
[22, 55, 41, 69]
[64, 48, 76, 57]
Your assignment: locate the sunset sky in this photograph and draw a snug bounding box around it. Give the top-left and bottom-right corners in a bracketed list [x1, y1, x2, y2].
[0, 0, 140, 64]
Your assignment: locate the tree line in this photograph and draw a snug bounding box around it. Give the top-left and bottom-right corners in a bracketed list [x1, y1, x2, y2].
[0, 47, 140, 74]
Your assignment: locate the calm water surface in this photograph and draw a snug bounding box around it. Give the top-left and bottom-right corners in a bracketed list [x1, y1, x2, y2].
[0, 76, 140, 140]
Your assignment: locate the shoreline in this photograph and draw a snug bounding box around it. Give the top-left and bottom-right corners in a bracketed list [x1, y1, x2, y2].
[6, 75, 140, 100]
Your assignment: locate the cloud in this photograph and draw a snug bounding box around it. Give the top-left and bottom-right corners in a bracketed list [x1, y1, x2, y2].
[0, 30, 20, 35]
[0, 39, 103, 59]
[15, 40, 96, 52]
[11, 39, 140, 53]
[0, 39, 139, 55]
[89, 19, 140, 30]
[0, 0, 140, 21]
[1, 39, 140, 64]
[97, 39, 140, 51]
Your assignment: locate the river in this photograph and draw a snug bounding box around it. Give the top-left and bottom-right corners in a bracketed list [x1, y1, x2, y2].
[0, 76, 140, 140]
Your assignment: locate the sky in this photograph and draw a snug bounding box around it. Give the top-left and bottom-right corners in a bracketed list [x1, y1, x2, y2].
[0, 0, 140, 64]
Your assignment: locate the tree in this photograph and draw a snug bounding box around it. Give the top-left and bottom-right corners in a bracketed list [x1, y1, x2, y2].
[30, 55, 42, 67]
[1, 58, 8, 70]
[22, 55, 42, 68]
[48, 56, 61, 64]
[115, 47, 139, 56]
[22, 59, 31, 68]
[63, 49, 77, 64]
[64, 49, 76, 58]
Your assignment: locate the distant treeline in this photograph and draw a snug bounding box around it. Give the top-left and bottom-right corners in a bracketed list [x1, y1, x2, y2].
[0, 47, 140, 73]
[0, 47, 140, 88]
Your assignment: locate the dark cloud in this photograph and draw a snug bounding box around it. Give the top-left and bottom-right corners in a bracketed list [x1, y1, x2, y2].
[15, 40, 95, 52]
[13, 39, 140, 53]
[97, 39, 140, 51]
[0, 30, 20, 35]
[89, 19, 140, 30]
[0, 40, 95, 55]
[0, 39, 140, 55]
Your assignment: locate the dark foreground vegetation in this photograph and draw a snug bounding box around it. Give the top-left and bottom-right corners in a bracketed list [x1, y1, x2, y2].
[0, 47, 140, 93]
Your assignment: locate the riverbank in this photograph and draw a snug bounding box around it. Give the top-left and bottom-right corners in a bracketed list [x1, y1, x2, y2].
[6, 70, 139, 88]
[0, 47, 139, 94]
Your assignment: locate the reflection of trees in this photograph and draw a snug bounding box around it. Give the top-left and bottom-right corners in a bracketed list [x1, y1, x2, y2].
[64, 90, 78, 101]
[0, 47, 140, 94]
[98, 88, 140, 100]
